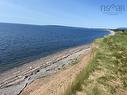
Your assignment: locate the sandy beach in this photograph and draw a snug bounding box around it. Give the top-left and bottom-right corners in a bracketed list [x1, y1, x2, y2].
[0, 44, 91, 95]
[108, 30, 115, 35]
[19, 30, 114, 95]
[0, 30, 114, 95]
[20, 46, 92, 95]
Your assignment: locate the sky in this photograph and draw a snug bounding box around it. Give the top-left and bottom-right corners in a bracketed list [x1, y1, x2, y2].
[0, 0, 127, 28]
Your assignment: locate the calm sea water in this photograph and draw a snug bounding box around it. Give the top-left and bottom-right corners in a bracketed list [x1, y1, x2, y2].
[0, 23, 110, 72]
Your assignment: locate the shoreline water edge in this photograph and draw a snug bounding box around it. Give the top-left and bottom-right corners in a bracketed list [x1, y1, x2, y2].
[0, 30, 113, 95]
[0, 44, 91, 95]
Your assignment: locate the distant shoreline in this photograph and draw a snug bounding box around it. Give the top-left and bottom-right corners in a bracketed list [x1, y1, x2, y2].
[108, 29, 115, 35]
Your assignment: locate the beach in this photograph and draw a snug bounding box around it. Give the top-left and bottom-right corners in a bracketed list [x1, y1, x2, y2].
[0, 30, 114, 95]
[0, 44, 91, 95]
[108, 30, 115, 35]
[20, 45, 92, 95]
[19, 30, 114, 95]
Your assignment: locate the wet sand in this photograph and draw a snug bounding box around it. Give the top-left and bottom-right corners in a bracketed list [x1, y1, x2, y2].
[0, 44, 91, 95]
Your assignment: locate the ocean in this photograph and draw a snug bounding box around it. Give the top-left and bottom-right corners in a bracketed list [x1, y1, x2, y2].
[0, 23, 110, 73]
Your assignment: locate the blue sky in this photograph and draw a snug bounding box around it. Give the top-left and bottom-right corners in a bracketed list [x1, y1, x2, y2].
[0, 0, 127, 28]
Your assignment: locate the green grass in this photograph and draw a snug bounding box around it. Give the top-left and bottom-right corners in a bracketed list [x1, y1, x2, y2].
[64, 31, 127, 95]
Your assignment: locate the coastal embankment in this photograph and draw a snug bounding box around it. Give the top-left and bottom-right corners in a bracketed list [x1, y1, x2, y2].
[19, 30, 114, 95]
[64, 30, 127, 95]
[0, 30, 113, 95]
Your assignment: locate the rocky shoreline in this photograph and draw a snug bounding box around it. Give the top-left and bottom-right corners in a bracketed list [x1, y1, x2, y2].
[0, 44, 91, 95]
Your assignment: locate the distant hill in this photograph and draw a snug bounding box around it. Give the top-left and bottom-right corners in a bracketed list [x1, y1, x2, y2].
[117, 27, 127, 30]
[111, 27, 127, 32]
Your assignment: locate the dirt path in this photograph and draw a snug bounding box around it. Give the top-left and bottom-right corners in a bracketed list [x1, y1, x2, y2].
[20, 49, 92, 95]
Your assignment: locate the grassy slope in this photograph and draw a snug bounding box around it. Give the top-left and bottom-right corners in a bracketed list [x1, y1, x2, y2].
[65, 31, 127, 95]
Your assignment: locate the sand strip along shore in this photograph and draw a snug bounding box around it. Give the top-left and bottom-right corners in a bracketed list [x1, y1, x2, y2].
[0, 44, 91, 95]
[19, 30, 114, 95]
[20, 46, 92, 95]
[108, 29, 115, 36]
